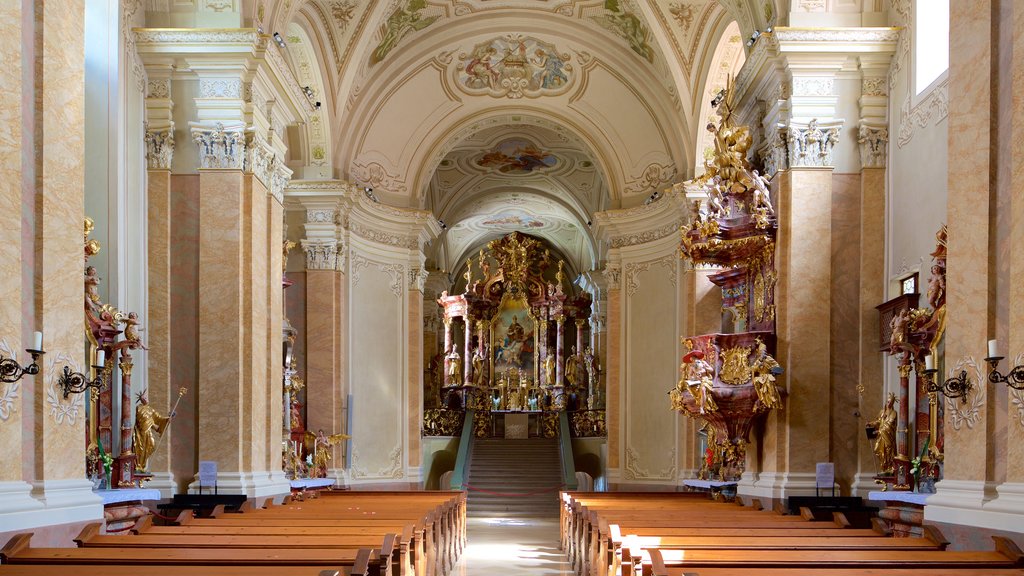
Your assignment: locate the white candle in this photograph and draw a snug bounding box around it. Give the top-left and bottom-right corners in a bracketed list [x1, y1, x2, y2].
[988, 339, 999, 358]
[33, 331, 42, 350]
[924, 355, 934, 371]
[96, 353, 105, 369]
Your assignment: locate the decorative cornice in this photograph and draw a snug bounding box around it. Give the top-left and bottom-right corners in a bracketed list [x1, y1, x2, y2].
[349, 221, 419, 251]
[301, 238, 338, 270]
[306, 209, 336, 223]
[602, 265, 621, 286]
[199, 77, 244, 99]
[144, 126, 175, 170]
[409, 268, 429, 292]
[146, 78, 170, 99]
[191, 122, 245, 169]
[857, 123, 888, 169]
[771, 27, 900, 44]
[133, 28, 260, 45]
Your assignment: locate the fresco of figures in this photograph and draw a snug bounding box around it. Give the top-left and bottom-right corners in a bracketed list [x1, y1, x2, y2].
[457, 34, 573, 98]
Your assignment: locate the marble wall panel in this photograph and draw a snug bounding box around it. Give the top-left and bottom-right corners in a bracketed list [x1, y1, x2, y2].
[943, 0, 993, 482]
[606, 287, 621, 470]
[830, 172, 861, 491]
[1007, 0, 1024, 481]
[36, 0, 87, 482]
[407, 292, 422, 470]
[857, 168, 886, 487]
[306, 270, 340, 445]
[623, 258, 678, 482]
[266, 198, 284, 471]
[244, 175, 269, 472]
[349, 258, 403, 480]
[147, 170, 173, 476]
[776, 168, 833, 476]
[0, 0, 23, 483]
[169, 174, 199, 491]
[197, 170, 244, 471]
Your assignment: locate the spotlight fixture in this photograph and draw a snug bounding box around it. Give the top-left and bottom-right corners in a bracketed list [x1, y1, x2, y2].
[363, 186, 379, 203]
[302, 86, 314, 97]
[438, 219, 447, 230]
[586, 220, 592, 227]
[710, 89, 726, 108]
[745, 29, 761, 48]
[273, 32, 287, 48]
[315, 101, 321, 109]
[644, 191, 662, 205]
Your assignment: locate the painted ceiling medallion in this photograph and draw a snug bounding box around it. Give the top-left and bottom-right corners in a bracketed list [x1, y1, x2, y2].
[456, 34, 573, 99]
[475, 138, 557, 174]
[481, 213, 545, 229]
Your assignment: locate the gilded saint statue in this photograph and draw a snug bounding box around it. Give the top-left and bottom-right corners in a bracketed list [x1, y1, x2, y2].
[446, 346, 462, 385]
[869, 392, 898, 474]
[565, 346, 581, 388]
[544, 353, 556, 386]
[133, 392, 174, 472]
[305, 429, 350, 478]
[684, 350, 718, 414]
[471, 349, 485, 387]
[751, 339, 782, 411]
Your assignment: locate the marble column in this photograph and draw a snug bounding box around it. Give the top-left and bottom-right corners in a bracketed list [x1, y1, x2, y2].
[556, 316, 565, 386]
[144, 127, 175, 496]
[31, 0, 102, 522]
[265, 183, 286, 486]
[463, 317, 472, 386]
[604, 265, 622, 471]
[772, 165, 834, 496]
[926, 0, 996, 523]
[0, 0, 44, 525]
[853, 166, 886, 494]
[408, 268, 427, 471]
[575, 319, 585, 356]
[302, 240, 342, 475]
[538, 319, 549, 384]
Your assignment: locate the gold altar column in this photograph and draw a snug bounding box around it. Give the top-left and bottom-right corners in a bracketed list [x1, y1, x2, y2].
[604, 265, 622, 471]
[30, 0, 102, 517]
[771, 162, 835, 493]
[143, 72, 176, 493]
[925, 0, 998, 521]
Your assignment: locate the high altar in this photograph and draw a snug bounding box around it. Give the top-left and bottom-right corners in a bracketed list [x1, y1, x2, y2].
[674, 80, 784, 481]
[434, 232, 600, 435]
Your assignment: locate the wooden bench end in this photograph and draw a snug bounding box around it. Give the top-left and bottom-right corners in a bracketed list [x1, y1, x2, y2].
[130, 514, 153, 534]
[209, 504, 226, 517]
[773, 501, 786, 515]
[993, 535, 1024, 565]
[0, 532, 33, 562]
[870, 516, 892, 535]
[922, 524, 950, 550]
[799, 506, 815, 521]
[749, 498, 763, 511]
[281, 494, 293, 505]
[237, 500, 255, 513]
[74, 522, 101, 546]
[350, 547, 372, 576]
[832, 511, 851, 527]
[317, 571, 340, 576]
[648, 547, 667, 576]
[174, 509, 193, 525]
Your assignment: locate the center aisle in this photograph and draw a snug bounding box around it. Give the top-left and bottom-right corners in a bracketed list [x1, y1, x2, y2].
[451, 516, 574, 575]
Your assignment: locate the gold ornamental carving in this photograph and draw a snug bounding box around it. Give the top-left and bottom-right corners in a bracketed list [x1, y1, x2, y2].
[719, 346, 753, 385]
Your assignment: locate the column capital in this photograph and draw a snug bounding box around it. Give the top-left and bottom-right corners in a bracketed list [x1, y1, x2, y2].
[857, 122, 889, 169]
[190, 122, 246, 169]
[408, 267, 429, 292]
[144, 124, 175, 170]
[300, 238, 338, 271]
[781, 118, 844, 168]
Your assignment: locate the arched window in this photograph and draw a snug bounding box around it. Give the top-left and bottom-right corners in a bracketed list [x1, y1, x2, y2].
[914, 0, 949, 95]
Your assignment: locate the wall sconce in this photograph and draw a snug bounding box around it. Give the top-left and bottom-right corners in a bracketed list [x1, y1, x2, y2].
[57, 355, 109, 399]
[985, 339, 1024, 390]
[0, 331, 45, 384]
[921, 354, 972, 403]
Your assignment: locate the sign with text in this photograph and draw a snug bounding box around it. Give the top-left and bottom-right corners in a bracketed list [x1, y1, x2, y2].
[198, 461, 218, 487]
[816, 462, 835, 488]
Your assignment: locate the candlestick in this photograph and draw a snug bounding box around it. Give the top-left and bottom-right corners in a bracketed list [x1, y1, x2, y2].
[988, 339, 998, 359]
[33, 331, 42, 351]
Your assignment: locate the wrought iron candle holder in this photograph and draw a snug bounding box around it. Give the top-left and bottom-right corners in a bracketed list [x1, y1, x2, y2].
[57, 364, 109, 398]
[985, 356, 1024, 390]
[922, 367, 972, 403]
[0, 349, 45, 383]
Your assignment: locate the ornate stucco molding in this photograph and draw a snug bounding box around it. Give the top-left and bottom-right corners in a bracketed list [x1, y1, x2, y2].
[146, 79, 170, 99]
[772, 28, 900, 44]
[134, 29, 260, 45]
[609, 222, 682, 249]
[782, 119, 843, 168]
[46, 353, 85, 426]
[199, 77, 244, 99]
[270, 163, 292, 204]
[623, 255, 677, 297]
[191, 122, 246, 169]
[758, 126, 788, 178]
[857, 123, 888, 169]
[306, 209, 336, 224]
[0, 340, 19, 421]
[301, 238, 338, 270]
[349, 222, 419, 251]
[602, 265, 622, 287]
[897, 81, 948, 148]
[946, 356, 984, 431]
[408, 268, 429, 292]
[144, 126, 175, 170]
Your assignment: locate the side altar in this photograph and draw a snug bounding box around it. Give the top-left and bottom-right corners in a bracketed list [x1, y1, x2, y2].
[674, 79, 784, 482]
[429, 232, 604, 439]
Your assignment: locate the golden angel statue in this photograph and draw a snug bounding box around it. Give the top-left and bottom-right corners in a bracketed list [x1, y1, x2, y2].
[565, 346, 581, 388]
[543, 353, 556, 386]
[304, 429, 350, 478]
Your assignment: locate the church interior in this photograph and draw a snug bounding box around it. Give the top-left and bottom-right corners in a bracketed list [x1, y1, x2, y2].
[2, 0, 1024, 572]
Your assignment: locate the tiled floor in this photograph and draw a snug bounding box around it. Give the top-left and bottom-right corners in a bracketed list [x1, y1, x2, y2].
[451, 517, 574, 576]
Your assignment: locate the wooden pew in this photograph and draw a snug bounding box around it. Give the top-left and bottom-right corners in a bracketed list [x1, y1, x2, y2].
[1, 534, 386, 576]
[640, 537, 1024, 576]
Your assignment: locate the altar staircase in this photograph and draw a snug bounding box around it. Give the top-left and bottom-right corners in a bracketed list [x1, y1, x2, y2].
[465, 437, 563, 519]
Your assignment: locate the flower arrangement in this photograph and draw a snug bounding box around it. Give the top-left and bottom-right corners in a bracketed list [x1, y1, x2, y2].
[909, 435, 929, 490]
[97, 438, 114, 485]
